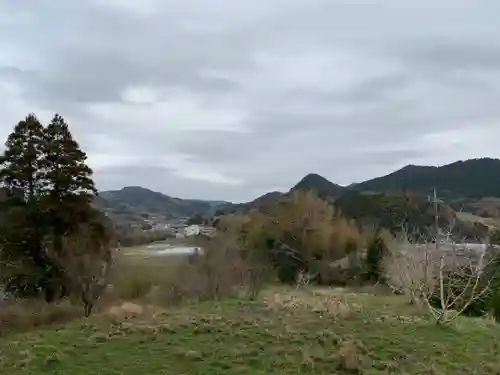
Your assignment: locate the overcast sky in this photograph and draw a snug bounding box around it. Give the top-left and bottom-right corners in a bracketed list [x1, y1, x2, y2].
[1, 1, 500, 202]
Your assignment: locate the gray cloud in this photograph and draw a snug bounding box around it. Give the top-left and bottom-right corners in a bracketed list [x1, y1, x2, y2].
[402, 41, 500, 72]
[1, 0, 500, 202]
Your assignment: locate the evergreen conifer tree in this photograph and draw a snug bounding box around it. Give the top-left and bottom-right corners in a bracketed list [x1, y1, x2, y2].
[40, 114, 98, 268]
[0, 114, 50, 297]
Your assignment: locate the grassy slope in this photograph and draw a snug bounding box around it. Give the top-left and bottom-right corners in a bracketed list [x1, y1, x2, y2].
[1, 289, 500, 375]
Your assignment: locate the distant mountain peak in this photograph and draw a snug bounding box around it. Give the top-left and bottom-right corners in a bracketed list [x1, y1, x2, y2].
[119, 186, 158, 193]
[295, 173, 336, 184]
[302, 172, 326, 179]
[292, 173, 345, 197]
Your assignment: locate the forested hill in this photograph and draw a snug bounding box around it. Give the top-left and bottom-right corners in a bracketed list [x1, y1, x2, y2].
[214, 158, 500, 236]
[352, 158, 500, 200]
[94, 186, 226, 225]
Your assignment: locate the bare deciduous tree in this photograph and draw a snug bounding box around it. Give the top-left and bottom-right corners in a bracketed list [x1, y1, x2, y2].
[384, 239, 431, 306]
[263, 191, 363, 283]
[216, 213, 271, 299]
[45, 222, 114, 317]
[420, 242, 497, 324]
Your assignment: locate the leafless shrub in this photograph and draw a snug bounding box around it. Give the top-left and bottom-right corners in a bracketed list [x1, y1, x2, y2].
[295, 269, 316, 290]
[384, 237, 432, 307]
[421, 243, 497, 324]
[384, 230, 499, 324]
[194, 232, 247, 299]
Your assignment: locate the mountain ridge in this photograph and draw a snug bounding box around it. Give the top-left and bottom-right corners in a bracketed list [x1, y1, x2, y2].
[353, 158, 500, 199]
[215, 158, 500, 217]
[96, 158, 500, 223]
[94, 186, 228, 226]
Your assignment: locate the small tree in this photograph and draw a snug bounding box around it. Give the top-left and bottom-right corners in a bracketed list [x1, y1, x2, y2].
[195, 230, 247, 300]
[345, 239, 362, 284]
[45, 211, 114, 317]
[384, 235, 432, 306]
[218, 213, 271, 299]
[385, 236, 499, 324]
[365, 236, 388, 282]
[239, 216, 272, 298]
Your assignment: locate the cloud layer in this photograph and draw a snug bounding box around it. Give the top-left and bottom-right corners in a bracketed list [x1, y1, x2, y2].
[1, 0, 500, 201]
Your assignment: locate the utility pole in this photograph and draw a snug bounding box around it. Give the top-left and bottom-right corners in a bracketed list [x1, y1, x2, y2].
[428, 188, 443, 250]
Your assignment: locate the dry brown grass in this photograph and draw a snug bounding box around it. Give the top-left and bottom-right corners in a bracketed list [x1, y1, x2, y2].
[263, 290, 354, 319]
[109, 255, 183, 301]
[0, 300, 82, 335]
[0, 230, 267, 335]
[105, 302, 144, 319]
[334, 338, 369, 374]
[108, 233, 259, 308]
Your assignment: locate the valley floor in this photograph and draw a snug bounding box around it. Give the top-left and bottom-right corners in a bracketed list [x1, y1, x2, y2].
[1, 288, 500, 374]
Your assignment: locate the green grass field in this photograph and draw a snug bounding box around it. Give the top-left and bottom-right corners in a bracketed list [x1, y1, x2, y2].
[1, 288, 500, 374]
